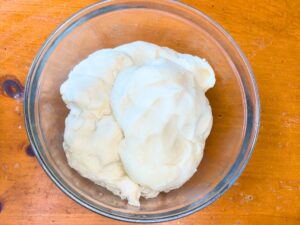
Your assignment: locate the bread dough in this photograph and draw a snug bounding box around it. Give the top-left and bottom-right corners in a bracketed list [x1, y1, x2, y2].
[60, 41, 215, 206]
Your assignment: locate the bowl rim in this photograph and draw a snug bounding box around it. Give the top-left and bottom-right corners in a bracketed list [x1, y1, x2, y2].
[24, 0, 260, 223]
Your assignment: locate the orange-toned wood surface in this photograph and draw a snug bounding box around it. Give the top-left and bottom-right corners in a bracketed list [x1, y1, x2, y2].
[0, 0, 300, 224]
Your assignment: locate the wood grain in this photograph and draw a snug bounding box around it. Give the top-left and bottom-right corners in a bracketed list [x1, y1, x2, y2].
[0, 0, 300, 224]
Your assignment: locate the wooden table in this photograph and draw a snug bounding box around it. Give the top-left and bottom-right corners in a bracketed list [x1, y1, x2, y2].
[0, 0, 299, 224]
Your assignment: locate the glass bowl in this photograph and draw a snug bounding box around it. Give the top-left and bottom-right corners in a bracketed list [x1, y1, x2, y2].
[24, 0, 260, 223]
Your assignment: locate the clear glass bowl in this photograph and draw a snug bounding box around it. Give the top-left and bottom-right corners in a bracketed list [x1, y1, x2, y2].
[24, 0, 260, 223]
